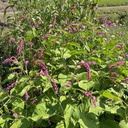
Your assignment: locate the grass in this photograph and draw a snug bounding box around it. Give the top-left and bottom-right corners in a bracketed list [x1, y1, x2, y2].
[97, 6, 128, 22]
[99, 0, 128, 6]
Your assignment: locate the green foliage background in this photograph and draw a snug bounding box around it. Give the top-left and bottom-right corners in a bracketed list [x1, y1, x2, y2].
[0, 0, 128, 128]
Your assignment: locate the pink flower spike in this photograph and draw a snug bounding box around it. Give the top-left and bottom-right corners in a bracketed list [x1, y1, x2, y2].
[26, 42, 34, 46]
[66, 81, 72, 86]
[64, 19, 68, 25]
[109, 65, 115, 70]
[10, 37, 15, 43]
[3, 56, 18, 64]
[31, 98, 38, 104]
[83, 91, 96, 107]
[37, 60, 49, 76]
[24, 91, 29, 101]
[38, 48, 43, 58]
[25, 60, 29, 65]
[3, 58, 11, 64]
[116, 61, 124, 66]
[124, 78, 128, 82]
[87, 61, 96, 65]
[119, 32, 123, 36]
[17, 38, 24, 55]
[77, 62, 91, 80]
[6, 82, 16, 94]
[10, 56, 18, 63]
[53, 14, 57, 26]
[79, 23, 85, 30]
[51, 78, 58, 93]
[13, 113, 20, 118]
[111, 72, 119, 78]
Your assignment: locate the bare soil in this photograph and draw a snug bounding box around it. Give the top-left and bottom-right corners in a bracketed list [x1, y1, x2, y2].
[0, 1, 11, 12]
[0, 1, 15, 23]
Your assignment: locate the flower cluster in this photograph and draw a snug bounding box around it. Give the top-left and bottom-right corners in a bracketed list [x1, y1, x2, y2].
[109, 61, 125, 69]
[10, 37, 15, 43]
[3, 56, 18, 64]
[116, 43, 124, 51]
[31, 98, 38, 104]
[66, 81, 72, 86]
[6, 82, 16, 94]
[17, 38, 24, 55]
[24, 91, 29, 101]
[111, 72, 119, 79]
[76, 62, 91, 80]
[13, 113, 20, 118]
[83, 91, 96, 107]
[37, 60, 49, 76]
[51, 78, 58, 93]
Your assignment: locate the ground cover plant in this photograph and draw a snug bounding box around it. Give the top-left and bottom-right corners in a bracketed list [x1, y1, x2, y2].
[0, 0, 128, 127]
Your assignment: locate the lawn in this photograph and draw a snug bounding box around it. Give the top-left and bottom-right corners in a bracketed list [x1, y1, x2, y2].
[99, 0, 128, 6]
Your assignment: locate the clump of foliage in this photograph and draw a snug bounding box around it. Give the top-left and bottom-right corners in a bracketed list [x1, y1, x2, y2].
[0, 0, 128, 128]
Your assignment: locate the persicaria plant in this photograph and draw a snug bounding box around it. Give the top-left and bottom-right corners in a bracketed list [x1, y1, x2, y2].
[0, 0, 128, 127]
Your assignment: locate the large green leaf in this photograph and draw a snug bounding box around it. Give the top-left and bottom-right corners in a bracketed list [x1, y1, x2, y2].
[56, 121, 65, 128]
[2, 73, 15, 84]
[64, 105, 80, 128]
[63, 50, 71, 59]
[69, 50, 87, 55]
[100, 119, 119, 128]
[31, 99, 56, 121]
[64, 105, 74, 128]
[119, 120, 128, 128]
[58, 73, 68, 86]
[78, 113, 99, 128]
[102, 91, 121, 101]
[78, 80, 95, 91]
[0, 90, 8, 102]
[76, 72, 87, 81]
[24, 30, 35, 42]
[10, 118, 30, 128]
[11, 97, 24, 113]
[0, 117, 5, 127]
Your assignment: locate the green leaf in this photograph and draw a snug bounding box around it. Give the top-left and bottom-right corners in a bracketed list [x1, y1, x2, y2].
[32, 108, 50, 121]
[64, 105, 73, 128]
[76, 72, 87, 81]
[24, 31, 34, 42]
[4, 105, 9, 113]
[100, 119, 119, 128]
[56, 121, 65, 128]
[78, 113, 99, 128]
[12, 97, 24, 111]
[119, 120, 128, 128]
[64, 105, 79, 128]
[0, 90, 8, 102]
[31, 99, 55, 121]
[18, 85, 31, 96]
[2, 73, 15, 84]
[14, 76, 29, 94]
[63, 50, 71, 59]
[0, 117, 5, 126]
[78, 80, 95, 91]
[10, 118, 30, 128]
[67, 42, 81, 48]
[102, 91, 121, 101]
[69, 50, 87, 55]
[10, 119, 22, 128]
[58, 73, 68, 86]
